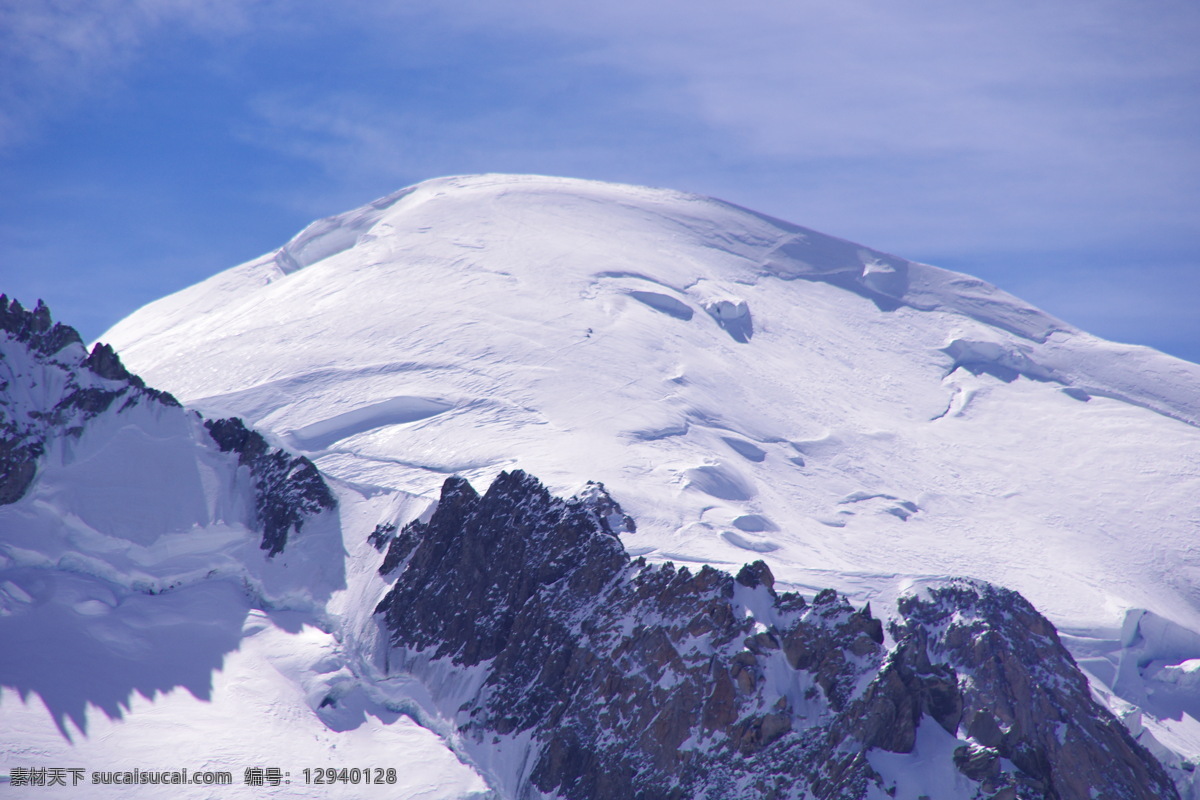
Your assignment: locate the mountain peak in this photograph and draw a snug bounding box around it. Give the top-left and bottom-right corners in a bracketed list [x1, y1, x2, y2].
[275, 172, 1073, 342]
[100, 174, 1200, 643]
[8, 174, 1200, 796]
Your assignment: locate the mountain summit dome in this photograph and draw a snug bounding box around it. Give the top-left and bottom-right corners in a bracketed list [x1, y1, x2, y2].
[2, 173, 1195, 796]
[103, 174, 1200, 705]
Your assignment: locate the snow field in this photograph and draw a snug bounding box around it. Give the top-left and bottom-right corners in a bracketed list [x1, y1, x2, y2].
[89, 174, 1200, 776]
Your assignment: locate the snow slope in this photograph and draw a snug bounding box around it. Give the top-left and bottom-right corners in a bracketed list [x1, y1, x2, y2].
[96, 174, 1200, 775]
[0, 299, 486, 798]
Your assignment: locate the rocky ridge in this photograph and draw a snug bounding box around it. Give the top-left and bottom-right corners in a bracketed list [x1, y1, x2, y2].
[204, 416, 335, 555]
[0, 295, 333, 554]
[375, 471, 1178, 800]
[0, 295, 180, 505]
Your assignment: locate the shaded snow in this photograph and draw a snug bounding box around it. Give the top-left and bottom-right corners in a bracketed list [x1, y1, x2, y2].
[0, 319, 487, 798]
[289, 396, 455, 451]
[867, 717, 977, 800]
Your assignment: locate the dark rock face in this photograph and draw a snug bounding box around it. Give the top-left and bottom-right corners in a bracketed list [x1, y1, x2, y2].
[0, 295, 82, 358]
[82, 342, 181, 407]
[376, 472, 1178, 800]
[892, 584, 1179, 799]
[204, 417, 336, 556]
[0, 437, 40, 506]
[378, 472, 627, 666]
[1, 297, 73, 504]
[367, 522, 396, 552]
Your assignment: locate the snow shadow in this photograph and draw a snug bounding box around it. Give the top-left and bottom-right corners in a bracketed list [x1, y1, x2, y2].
[316, 685, 405, 733]
[627, 290, 694, 321]
[683, 464, 754, 501]
[290, 396, 453, 451]
[0, 568, 247, 740]
[721, 436, 766, 462]
[720, 531, 780, 553]
[715, 312, 753, 343]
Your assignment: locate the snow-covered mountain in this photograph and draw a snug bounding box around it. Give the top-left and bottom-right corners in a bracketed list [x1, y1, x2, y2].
[5, 174, 1200, 798]
[0, 296, 485, 798]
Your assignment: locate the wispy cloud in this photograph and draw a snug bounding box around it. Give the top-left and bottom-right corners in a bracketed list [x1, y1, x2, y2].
[223, 1, 1199, 254]
[450, 0, 1198, 154]
[0, 0, 253, 147]
[423, 0, 1199, 246]
[3, 0, 1197, 360]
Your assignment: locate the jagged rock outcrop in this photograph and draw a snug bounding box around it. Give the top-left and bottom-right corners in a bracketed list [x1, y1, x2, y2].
[889, 584, 1178, 799]
[1, 295, 334, 555]
[376, 471, 1178, 800]
[204, 417, 336, 555]
[0, 295, 83, 358]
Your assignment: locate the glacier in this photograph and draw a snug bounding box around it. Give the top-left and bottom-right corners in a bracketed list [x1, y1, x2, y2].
[4, 174, 1200, 797]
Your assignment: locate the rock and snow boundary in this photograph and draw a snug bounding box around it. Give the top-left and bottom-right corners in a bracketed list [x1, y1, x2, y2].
[0, 297, 485, 798]
[6, 173, 1200, 798]
[366, 470, 1177, 799]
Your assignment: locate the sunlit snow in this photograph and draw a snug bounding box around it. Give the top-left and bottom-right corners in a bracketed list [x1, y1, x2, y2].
[5, 174, 1198, 795]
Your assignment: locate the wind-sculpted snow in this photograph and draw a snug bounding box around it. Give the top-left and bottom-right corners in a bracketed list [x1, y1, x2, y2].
[98, 176, 1200, 620]
[97, 174, 1200, 779]
[374, 472, 1176, 800]
[288, 396, 454, 451]
[274, 186, 418, 274]
[627, 290, 695, 321]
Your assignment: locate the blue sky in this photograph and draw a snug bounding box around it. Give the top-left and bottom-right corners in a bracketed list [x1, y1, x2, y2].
[3, 0, 1198, 362]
